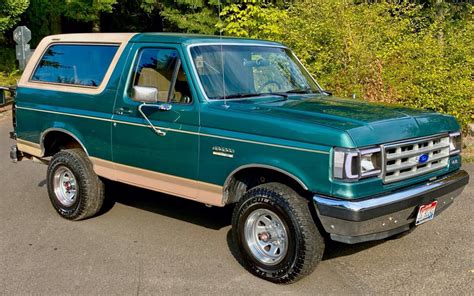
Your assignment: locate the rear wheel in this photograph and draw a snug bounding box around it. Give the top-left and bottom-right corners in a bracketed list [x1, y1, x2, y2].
[232, 182, 325, 284]
[47, 148, 104, 220]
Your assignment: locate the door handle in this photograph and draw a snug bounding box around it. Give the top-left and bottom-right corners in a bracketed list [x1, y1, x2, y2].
[115, 107, 133, 115]
[158, 104, 172, 111]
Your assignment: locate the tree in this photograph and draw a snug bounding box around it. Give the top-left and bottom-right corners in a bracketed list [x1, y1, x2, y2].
[101, 0, 163, 33]
[63, 0, 117, 32]
[160, 0, 220, 35]
[220, 3, 287, 39]
[0, 0, 30, 36]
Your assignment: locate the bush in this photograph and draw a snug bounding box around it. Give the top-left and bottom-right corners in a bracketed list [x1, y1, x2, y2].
[0, 47, 20, 87]
[221, 1, 474, 133]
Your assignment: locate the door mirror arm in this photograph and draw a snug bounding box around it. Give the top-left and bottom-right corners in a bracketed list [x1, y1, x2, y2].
[137, 103, 169, 136]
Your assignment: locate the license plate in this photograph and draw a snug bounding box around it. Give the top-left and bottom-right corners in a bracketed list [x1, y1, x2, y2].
[415, 201, 438, 225]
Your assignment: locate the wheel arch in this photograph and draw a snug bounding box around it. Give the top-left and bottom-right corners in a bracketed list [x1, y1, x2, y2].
[41, 127, 89, 157]
[223, 164, 311, 205]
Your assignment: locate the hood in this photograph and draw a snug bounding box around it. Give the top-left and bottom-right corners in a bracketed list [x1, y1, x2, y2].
[204, 96, 460, 148]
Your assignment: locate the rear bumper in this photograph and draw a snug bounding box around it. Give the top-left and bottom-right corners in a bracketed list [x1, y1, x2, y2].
[313, 170, 469, 244]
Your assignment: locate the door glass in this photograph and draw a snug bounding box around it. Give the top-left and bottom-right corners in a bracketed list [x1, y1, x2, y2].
[132, 48, 191, 103]
[170, 64, 192, 104]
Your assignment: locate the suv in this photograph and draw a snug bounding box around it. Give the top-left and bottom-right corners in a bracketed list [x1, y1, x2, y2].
[7, 33, 469, 283]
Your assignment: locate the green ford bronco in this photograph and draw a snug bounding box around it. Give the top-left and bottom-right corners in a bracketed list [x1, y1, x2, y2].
[7, 33, 469, 283]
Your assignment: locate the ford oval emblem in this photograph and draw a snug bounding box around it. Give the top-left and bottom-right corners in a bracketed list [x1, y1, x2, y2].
[419, 154, 429, 164]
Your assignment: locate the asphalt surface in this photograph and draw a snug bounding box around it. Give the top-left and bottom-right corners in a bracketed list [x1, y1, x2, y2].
[0, 111, 473, 295]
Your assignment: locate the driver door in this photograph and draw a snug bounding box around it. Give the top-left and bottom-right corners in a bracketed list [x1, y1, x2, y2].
[111, 44, 200, 199]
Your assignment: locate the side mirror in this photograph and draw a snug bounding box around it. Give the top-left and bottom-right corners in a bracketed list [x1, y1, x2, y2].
[132, 86, 158, 104]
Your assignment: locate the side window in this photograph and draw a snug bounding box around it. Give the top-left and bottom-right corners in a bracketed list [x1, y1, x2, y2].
[132, 48, 192, 104]
[32, 44, 118, 87]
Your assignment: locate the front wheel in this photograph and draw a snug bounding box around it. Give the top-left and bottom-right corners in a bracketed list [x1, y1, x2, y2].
[47, 148, 104, 220]
[232, 183, 325, 284]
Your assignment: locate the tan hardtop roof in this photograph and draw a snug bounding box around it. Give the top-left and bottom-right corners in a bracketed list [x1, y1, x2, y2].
[37, 32, 282, 47]
[39, 33, 138, 43]
[18, 33, 137, 94]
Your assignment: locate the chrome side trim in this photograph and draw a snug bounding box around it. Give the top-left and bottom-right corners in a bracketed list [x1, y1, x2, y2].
[314, 170, 468, 213]
[17, 106, 113, 123]
[16, 106, 329, 155]
[40, 128, 90, 156]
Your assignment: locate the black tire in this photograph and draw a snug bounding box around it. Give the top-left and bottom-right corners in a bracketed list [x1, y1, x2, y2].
[47, 148, 104, 220]
[232, 182, 325, 284]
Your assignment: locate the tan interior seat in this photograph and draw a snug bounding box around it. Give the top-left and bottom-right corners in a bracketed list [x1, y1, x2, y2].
[137, 68, 171, 102]
[136, 66, 191, 104]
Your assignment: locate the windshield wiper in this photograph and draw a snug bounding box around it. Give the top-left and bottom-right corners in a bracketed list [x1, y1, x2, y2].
[212, 92, 288, 100]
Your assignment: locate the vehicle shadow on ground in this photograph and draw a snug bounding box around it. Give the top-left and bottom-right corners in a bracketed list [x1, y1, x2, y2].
[61, 179, 390, 260]
[99, 180, 234, 230]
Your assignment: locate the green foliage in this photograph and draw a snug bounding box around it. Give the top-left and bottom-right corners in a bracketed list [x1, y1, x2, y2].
[219, 3, 286, 39]
[0, 0, 29, 36]
[0, 47, 20, 87]
[1, 0, 472, 132]
[220, 1, 474, 132]
[161, 6, 219, 35]
[63, 0, 117, 22]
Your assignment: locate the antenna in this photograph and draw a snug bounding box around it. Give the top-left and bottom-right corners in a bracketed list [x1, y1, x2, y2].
[218, 0, 227, 106]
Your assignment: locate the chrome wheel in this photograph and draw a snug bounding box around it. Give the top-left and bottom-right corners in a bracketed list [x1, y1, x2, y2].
[53, 166, 77, 207]
[244, 208, 288, 265]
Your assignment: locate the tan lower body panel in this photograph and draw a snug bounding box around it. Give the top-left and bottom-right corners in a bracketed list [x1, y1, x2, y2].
[17, 139, 43, 157]
[90, 157, 224, 207]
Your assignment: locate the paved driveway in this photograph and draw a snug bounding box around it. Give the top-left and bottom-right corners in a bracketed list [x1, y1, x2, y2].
[0, 112, 473, 295]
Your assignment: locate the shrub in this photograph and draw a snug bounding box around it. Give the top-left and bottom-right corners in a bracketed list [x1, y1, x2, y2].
[221, 1, 474, 133]
[0, 47, 20, 87]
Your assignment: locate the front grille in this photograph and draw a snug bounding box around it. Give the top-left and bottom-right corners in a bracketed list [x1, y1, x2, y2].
[383, 135, 450, 184]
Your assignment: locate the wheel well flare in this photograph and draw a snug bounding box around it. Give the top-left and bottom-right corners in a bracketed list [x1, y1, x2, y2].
[42, 130, 87, 157]
[224, 166, 310, 204]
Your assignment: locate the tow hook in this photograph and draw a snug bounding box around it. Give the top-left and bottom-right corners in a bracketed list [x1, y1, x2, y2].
[10, 145, 22, 163]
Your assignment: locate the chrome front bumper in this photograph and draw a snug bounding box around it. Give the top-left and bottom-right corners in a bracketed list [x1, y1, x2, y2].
[314, 170, 469, 244]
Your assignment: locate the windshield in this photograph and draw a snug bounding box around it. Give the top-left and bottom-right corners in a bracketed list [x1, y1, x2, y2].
[189, 45, 321, 100]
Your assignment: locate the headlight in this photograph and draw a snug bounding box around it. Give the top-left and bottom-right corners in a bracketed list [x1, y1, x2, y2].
[333, 147, 382, 181]
[449, 132, 462, 155]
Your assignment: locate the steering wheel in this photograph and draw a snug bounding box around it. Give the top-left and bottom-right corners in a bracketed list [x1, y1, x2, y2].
[257, 80, 282, 93]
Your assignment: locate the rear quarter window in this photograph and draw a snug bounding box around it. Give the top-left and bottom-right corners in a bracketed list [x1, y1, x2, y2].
[31, 44, 119, 87]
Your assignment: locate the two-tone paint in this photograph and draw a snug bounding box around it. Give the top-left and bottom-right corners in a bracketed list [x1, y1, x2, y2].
[13, 33, 462, 207]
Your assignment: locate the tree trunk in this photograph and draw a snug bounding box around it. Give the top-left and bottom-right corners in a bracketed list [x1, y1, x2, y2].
[92, 0, 101, 32]
[92, 18, 101, 32]
[50, 10, 61, 34]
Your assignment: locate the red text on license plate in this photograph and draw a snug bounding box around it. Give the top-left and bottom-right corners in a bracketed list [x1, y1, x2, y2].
[415, 201, 438, 225]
